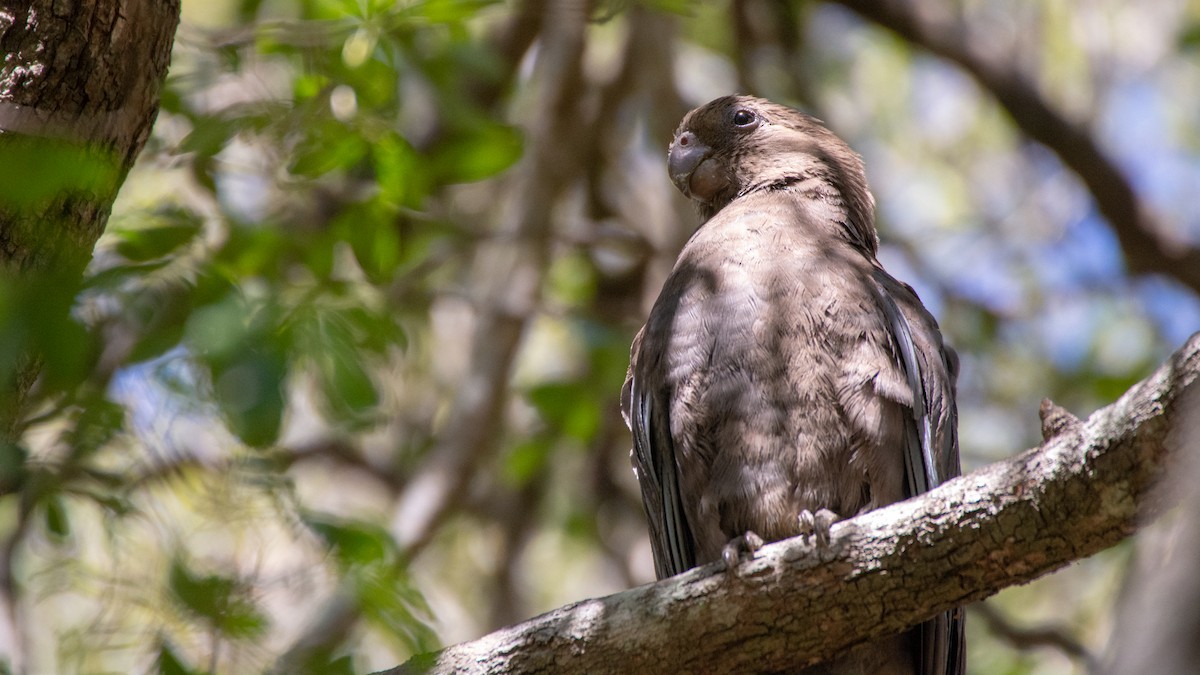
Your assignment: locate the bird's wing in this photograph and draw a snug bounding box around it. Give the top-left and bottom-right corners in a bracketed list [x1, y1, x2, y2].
[871, 277, 936, 496]
[871, 270, 966, 675]
[622, 331, 696, 580]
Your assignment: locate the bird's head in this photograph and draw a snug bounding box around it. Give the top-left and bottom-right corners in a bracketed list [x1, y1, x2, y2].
[668, 95, 877, 253]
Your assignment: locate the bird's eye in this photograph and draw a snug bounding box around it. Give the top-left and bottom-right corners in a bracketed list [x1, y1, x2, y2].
[732, 109, 757, 128]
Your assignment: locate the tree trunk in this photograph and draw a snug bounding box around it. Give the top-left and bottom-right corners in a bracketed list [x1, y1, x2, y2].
[0, 0, 179, 272]
[0, 0, 180, 667]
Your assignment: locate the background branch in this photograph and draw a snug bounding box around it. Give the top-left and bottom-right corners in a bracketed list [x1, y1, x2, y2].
[973, 603, 1095, 670]
[277, 0, 593, 668]
[831, 0, 1200, 294]
[390, 0, 592, 556]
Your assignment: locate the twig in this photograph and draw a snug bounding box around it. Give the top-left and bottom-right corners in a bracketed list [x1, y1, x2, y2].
[973, 602, 1096, 670]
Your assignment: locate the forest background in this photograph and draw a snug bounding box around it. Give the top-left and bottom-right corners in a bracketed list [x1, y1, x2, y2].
[1, 0, 1199, 673]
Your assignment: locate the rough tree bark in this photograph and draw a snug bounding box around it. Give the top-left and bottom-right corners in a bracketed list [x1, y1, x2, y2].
[376, 332, 1199, 675]
[0, 0, 179, 272]
[0, 0, 181, 667]
[0, 0, 180, 426]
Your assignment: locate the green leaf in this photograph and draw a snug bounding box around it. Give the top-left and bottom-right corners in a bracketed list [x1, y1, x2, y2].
[0, 441, 27, 493]
[323, 345, 379, 417]
[212, 346, 287, 448]
[84, 261, 171, 291]
[155, 637, 200, 675]
[0, 268, 93, 394]
[341, 56, 398, 109]
[168, 558, 269, 639]
[73, 490, 135, 517]
[1179, 22, 1200, 51]
[636, 0, 693, 16]
[189, 268, 239, 308]
[128, 317, 188, 366]
[180, 116, 239, 158]
[353, 564, 438, 654]
[501, 438, 551, 485]
[293, 72, 332, 101]
[291, 123, 369, 177]
[219, 226, 288, 279]
[292, 304, 382, 420]
[431, 122, 523, 183]
[337, 199, 403, 283]
[343, 305, 407, 353]
[112, 212, 203, 262]
[405, 0, 498, 23]
[546, 252, 598, 308]
[305, 513, 392, 568]
[186, 294, 291, 447]
[44, 495, 70, 540]
[63, 395, 126, 463]
[372, 132, 427, 207]
[186, 296, 251, 360]
[526, 381, 601, 442]
[169, 558, 235, 616]
[316, 336, 380, 419]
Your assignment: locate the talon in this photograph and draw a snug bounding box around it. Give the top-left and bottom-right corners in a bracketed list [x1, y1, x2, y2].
[798, 508, 840, 548]
[798, 510, 814, 535]
[721, 531, 764, 572]
[813, 509, 837, 548]
[745, 530, 764, 551]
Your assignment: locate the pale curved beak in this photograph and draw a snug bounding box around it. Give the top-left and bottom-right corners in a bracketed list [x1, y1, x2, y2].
[668, 131, 711, 195]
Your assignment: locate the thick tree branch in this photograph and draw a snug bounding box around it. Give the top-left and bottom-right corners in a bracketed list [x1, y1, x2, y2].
[376, 332, 1199, 674]
[830, 0, 1200, 295]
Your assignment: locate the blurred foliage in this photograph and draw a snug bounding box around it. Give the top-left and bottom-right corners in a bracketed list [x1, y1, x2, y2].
[1, 0, 1198, 673]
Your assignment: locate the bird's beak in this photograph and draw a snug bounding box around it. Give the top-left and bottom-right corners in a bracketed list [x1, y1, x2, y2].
[668, 132, 712, 196]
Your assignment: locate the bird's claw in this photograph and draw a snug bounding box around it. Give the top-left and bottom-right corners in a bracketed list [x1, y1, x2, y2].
[798, 508, 839, 548]
[721, 530, 765, 572]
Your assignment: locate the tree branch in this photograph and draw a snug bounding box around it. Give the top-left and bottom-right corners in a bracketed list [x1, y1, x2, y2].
[829, 0, 1200, 295]
[374, 332, 1199, 674]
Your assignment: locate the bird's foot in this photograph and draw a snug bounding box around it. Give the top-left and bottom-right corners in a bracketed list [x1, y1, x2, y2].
[721, 530, 765, 572]
[797, 508, 840, 548]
